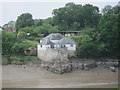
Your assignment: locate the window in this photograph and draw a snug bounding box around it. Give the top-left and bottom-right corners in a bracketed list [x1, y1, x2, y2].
[70, 44, 73, 47]
[64, 45, 66, 48]
[61, 45, 65, 48]
[51, 45, 54, 48]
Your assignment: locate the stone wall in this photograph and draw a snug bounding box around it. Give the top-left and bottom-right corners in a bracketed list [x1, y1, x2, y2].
[37, 48, 68, 61]
[68, 50, 76, 57]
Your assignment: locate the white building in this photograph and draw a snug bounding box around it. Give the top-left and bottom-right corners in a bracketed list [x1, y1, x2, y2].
[37, 33, 76, 61]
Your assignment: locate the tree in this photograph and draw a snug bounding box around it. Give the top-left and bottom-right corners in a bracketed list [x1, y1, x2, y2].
[53, 2, 82, 31]
[34, 19, 43, 26]
[112, 5, 120, 14]
[71, 34, 100, 58]
[52, 3, 101, 31]
[101, 5, 113, 15]
[33, 24, 58, 36]
[82, 4, 101, 28]
[18, 26, 33, 34]
[98, 14, 119, 58]
[3, 21, 16, 28]
[76, 42, 103, 58]
[15, 13, 34, 32]
[70, 27, 105, 58]
[42, 17, 54, 26]
[102, 5, 120, 15]
[17, 26, 39, 41]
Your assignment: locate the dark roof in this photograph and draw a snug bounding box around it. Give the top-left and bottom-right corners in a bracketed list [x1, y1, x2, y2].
[44, 33, 63, 40]
[59, 37, 76, 44]
[39, 39, 54, 45]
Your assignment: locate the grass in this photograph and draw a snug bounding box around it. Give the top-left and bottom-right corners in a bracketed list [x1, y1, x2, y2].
[2, 54, 39, 65]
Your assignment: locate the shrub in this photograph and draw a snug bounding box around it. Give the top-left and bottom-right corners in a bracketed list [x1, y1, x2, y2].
[10, 40, 38, 54]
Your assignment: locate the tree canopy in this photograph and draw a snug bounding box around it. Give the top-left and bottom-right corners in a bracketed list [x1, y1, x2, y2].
[52, 3, 101, 31]
[15, 13, 34, 31]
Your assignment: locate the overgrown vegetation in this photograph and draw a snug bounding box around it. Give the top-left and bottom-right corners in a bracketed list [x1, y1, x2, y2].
[2, 2, 120, 60]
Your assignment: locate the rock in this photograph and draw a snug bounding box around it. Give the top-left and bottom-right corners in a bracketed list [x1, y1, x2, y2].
[109, 66, 116, 72]
[85, 63, 97, 70]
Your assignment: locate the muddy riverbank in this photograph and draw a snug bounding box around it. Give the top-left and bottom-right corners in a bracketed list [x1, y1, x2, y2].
[2, 64, 118, 88]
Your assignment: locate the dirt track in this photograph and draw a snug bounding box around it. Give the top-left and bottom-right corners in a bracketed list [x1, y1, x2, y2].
[2, 65, 118, 88]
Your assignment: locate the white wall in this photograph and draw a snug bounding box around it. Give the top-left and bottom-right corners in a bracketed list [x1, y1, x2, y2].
[38, 45, 45, 50]
[38, 45, 51, 50]
[38, 44, 76, 51]
[65, 44, 76, 50]
[65, 33, 75, 36]
[40, 40, 42, 43]
[46, 45, 51, 48]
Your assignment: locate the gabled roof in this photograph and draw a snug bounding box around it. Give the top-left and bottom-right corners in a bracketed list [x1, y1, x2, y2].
[44, 33, 63, 40]
[39, 33, 76, 45]
[59, 37, 76, 44]
[39, 39, 54, 45]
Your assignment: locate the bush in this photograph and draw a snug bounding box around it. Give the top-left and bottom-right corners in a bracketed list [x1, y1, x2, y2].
[2, 31, 18, 54]
[11, 40, 38, 54]
[76, 42, 104, 58]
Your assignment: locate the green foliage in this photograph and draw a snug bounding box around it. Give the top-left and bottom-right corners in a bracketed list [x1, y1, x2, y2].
[42, 24, 58, 34]
[17, 31, 26, 41]
[23, 55, 39, 61]
[17, 23, 58, 41]
[34, 19, 43, 26]
[69, 35, 82, 44]
[102, 5, 120, 15]
[11, 40, 37, 54]
[10, 42, 25, 54]
[102, 5, 113, 15]
[42, 17, 54, 26]
[23, 40, 38, 47]
[2, 31, 18, 54]
[33, 24, 58, 36]
[17, 26, 34, 40]
[15, 13, 34, 31]
[52, 3, 101, 31]
[98, 14, 119, 58]
[18, 26, 33, 34]
[70, 28, 106, 58]
[82, 4, 101, 28]
[76, 42, 97, 58]
[2, 55, 39, 65]
[3, 21, 16, 28]
[17, 26, 38, 41]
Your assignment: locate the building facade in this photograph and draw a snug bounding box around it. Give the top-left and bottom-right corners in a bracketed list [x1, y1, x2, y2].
[37, 33, 76, 61]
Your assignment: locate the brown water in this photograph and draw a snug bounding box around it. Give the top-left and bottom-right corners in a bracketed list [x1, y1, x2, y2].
[2, 65, 118, 88]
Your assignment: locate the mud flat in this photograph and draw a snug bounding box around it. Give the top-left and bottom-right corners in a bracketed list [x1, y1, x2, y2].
[2, 65, 118, 88]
